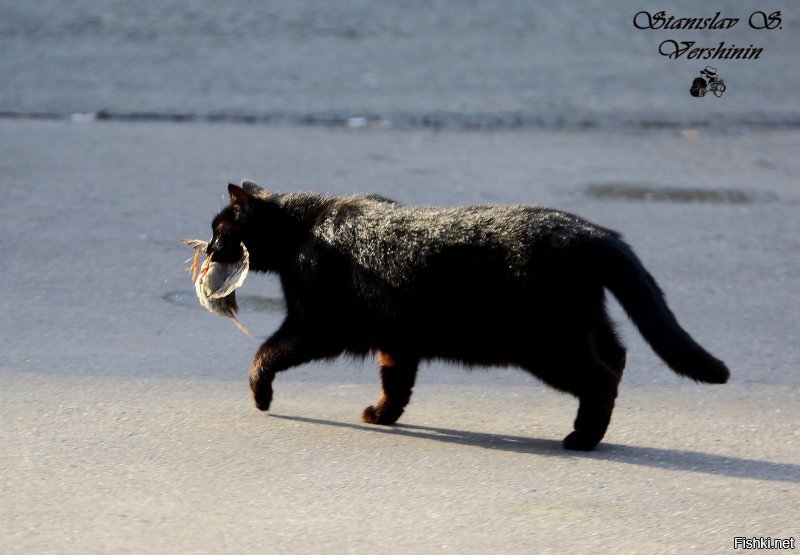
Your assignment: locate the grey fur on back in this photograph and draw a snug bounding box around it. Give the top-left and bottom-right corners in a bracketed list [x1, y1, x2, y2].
[275, 191, 615, 288]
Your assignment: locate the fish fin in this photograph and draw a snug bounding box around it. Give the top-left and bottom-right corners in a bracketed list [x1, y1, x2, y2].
[181, 239, 208, 250]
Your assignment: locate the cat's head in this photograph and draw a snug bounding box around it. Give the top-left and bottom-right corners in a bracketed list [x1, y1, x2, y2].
[210, 177, 325, 274]
[207, 182, 265, 263]
[209, 180, 298, 272]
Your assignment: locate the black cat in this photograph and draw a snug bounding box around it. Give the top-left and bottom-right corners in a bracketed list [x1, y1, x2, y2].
[205, 181, 729, 450]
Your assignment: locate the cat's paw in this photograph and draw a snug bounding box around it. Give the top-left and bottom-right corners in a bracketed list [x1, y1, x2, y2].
[250, 377, 273, 412]
[362, 405, 402, 425]
[562, 431, 600, 451]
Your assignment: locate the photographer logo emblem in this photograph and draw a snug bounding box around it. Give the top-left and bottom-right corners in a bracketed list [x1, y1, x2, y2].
[690, 66, 726, 98]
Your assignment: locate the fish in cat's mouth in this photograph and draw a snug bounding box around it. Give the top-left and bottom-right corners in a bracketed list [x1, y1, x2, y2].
[181, 238, 251, 336]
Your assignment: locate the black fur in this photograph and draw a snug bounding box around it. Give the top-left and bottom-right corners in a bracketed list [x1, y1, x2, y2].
[207, 183, 729, 450]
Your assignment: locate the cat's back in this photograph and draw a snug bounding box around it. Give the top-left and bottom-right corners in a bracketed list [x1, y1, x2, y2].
[311, 194, 614, 250]
[289, 193, 616, 288]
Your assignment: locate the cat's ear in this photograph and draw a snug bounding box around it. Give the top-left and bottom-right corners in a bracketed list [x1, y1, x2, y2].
[228, 183, 254, 216]
[240, 179, 268, 198]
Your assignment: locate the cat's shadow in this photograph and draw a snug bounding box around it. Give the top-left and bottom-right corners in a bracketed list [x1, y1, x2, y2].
[271, 414, 799, 484]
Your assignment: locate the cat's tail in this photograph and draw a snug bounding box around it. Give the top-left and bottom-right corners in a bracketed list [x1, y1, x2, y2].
[597, 236, 729, 383]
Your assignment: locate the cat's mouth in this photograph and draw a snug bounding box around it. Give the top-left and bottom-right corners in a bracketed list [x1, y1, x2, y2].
[163, 291, 285, 313]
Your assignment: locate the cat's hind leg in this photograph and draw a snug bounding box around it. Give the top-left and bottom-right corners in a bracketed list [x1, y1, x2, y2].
[562, 326, 624, 451]
[362, 350, 419, 425]
[594, 313, 627, 382]
[562, 367, 617, 451]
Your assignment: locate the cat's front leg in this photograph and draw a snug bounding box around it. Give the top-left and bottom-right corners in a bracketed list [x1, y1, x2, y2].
[249, 323, 337, 411]
[362, 350, 419, 425]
